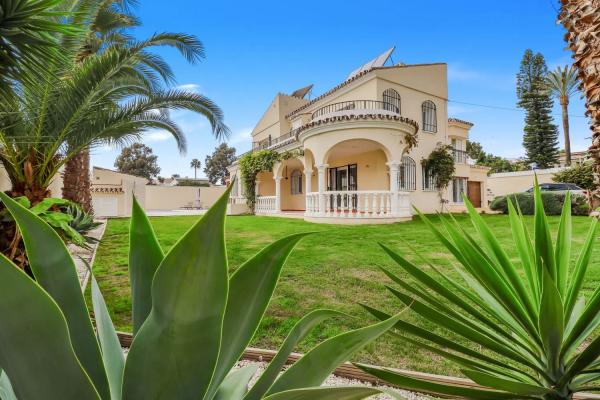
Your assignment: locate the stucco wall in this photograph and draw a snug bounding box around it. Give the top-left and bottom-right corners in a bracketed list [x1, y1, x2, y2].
[145, 185, 226, 210]
[487, 168, 563, 198]
[1, 165, 64, 197]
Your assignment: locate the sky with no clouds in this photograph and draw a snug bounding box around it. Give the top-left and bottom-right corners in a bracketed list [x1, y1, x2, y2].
[90, 0, 592, 178]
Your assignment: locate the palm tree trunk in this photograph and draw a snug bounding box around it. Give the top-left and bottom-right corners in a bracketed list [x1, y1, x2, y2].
[559, 0, 600, 209]
[561, 98, 572, 166]
[62, 148, 93, 212]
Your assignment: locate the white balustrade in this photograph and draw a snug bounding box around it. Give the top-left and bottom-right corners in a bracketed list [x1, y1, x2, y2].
[255, 196, 277, 214]
[229, 196, 246, 205]
[304, 191, 411, 219]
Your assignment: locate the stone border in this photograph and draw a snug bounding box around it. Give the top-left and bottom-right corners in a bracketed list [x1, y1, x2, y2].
[68, 220, 108, 291]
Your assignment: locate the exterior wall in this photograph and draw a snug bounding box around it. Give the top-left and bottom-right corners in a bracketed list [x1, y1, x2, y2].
[1, 165, 64, 198]
[256, 171, 275, 196]
[327, 149, 389, 191]
[145, 185, 226, 210]
[0, 165, 10, 192]
[487, 168, 563, 199]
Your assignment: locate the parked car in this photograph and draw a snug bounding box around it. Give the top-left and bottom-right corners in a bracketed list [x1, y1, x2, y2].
[524, 182, 586, 195]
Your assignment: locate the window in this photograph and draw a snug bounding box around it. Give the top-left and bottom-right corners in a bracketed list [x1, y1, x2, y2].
[291, 169, 303, 195]
[383, 88, 401, 114]
[422, 100, 437, 132]
[398, 156, 416, 190]
[422, 165, 437, 191]
[452, 177, 467, 203]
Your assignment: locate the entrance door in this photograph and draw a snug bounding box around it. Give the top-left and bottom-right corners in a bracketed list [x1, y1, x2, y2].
[467, 181, 482, 208]
[328, 164, 358, 210]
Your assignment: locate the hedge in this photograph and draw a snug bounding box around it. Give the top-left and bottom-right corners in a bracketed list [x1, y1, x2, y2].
[490, 192, 589, 216]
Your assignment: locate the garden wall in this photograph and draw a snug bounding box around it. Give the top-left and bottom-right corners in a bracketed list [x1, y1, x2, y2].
[145, 185, 226, 210]
[487, 167, 564, 197]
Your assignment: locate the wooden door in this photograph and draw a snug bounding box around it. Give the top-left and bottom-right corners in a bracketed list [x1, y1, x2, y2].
[467, 181, 482, 208]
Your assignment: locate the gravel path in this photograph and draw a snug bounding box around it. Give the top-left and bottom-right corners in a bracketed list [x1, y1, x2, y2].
[232, 360, 432, 400]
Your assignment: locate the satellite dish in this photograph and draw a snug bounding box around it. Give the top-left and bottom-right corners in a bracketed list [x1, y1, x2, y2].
[346, 46, 395, 81]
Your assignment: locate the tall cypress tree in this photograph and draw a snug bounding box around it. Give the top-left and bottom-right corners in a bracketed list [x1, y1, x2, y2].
[516, 49, 560, 168]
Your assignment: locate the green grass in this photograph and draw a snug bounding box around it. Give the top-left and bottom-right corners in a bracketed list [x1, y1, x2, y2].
[91, 213, 600, 375]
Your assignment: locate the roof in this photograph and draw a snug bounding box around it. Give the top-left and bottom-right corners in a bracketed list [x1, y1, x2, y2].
[285, 63, 446, 118]
[448, 117, 474, 127]
[93, 166, 149, 182]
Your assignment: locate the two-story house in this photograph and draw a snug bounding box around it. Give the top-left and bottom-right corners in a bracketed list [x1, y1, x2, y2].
[228, 48, 489, 224]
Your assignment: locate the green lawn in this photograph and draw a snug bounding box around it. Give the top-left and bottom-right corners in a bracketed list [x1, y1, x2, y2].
[91, 213, 600, 375]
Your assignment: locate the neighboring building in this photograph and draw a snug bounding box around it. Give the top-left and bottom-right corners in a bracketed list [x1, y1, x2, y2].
[558, 150, 589, 167]
[91, 167, 148, 217]
[228, 48, 489, 224]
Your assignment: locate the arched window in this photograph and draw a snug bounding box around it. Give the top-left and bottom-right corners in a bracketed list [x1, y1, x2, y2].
[291, 169, 303, 195]
[422, 100, 437, 132]
[383, 88, 401, 114]
[398, 156, 416, 191]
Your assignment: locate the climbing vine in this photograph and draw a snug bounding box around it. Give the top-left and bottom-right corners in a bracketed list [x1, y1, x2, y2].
[422, 144, 455, 207]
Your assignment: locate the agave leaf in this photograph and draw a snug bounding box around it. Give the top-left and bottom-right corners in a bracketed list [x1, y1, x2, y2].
[214, 365, 259, 400]
[206, 233, 311, 399]
[0, 192, 109, 398]
[359, 304, 539, 379]
[461, 369, 551, 396]
[538, 268, 564, 376]
[463, 196, 536, 320]
[265, 313, 403, 395]
[355, 364, 529, 400]
[0, 369, 17, 400]
[244, 309, 345, 400]
[554, 191, 572, 295]
[122, 186, 231, 400]
[507, 198, 538, 304]
[559, 334, 600, 387]
[533, 177, 556, 283]
[91, 274, 125, 400]
[562, 286, 600, 358]
[262, 386, 381, 400]
[129, 196, 164, 335]
[0, 253, 100, 399]
[565, 219, 598, 317]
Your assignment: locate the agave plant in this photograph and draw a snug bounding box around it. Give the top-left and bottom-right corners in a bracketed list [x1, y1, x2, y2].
[0, 185, 398, 399]
[359, 184, 599, 399]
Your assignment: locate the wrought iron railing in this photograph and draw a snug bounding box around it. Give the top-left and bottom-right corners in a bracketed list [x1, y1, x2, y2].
[251, 127, 302, 151]
[452, 148, 468, 164]
[311, 100, 400, 120]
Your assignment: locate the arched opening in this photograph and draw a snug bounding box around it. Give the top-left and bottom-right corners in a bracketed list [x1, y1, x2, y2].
[398, 155, 416, 191]
[324, 139, 390, 192]
[422, 100, 437, 133]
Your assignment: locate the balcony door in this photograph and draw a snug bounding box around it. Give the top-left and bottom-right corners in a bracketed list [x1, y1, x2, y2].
[328, 164, 357, 211]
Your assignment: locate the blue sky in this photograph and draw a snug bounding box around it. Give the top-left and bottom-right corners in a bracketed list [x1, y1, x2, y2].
[90, 0, 591, 178]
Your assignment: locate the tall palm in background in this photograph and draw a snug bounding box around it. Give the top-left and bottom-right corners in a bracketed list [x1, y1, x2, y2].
[0, 0, 228, 203]
[190, 158, 201, 179]
[559, 0, 600, 208]
[546, 65, 579, 166]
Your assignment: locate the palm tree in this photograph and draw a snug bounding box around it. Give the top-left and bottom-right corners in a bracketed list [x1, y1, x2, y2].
[0, 3, 229, 205]
[0, 0, 80, 97]
[559, 1, 600, 208]
[190, 158, 201, 179]
[545, 65, 579, 166]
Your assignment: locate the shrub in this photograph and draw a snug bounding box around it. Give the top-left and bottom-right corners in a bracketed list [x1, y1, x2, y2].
[0, 187, 394, 399]
[359, 189, 599, 400]
[553, 162, 596, 191]
[490, 191, 589, 216]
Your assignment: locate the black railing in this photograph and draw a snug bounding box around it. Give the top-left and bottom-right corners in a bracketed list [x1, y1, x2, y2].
[251, 127, 302, 151]
[453, 149, 469, 164]
[311, 100, 400, 120]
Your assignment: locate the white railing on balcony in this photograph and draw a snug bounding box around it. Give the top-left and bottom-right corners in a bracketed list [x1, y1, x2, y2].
[255, 196, 277, 214]
[305, 191, 411, 219]
[229, 196, 246, 205]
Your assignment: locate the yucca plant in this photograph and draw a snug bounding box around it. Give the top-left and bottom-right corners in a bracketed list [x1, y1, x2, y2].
[0, 185, 399, 400]
[358, 183, 599, 399]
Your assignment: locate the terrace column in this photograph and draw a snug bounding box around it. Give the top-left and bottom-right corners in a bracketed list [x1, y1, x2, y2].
[304, 168, 313, 215]
[255, 180, 261, 196]
[387, 161, 401, 216]
[317, 164, 328, 215]
[274, 176, 281, 213]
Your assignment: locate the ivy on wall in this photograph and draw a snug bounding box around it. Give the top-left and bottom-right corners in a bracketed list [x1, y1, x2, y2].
[238, 149, 304, 212]
[422, 144, 455, 206]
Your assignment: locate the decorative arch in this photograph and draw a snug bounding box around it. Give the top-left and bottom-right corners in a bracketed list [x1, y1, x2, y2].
[320, 137, 393, 166]
[383, 88, 401, 114]
[422, 100, 437, 132]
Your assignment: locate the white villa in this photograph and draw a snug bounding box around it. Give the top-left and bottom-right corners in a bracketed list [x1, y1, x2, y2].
[228, 48, 490, 224]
